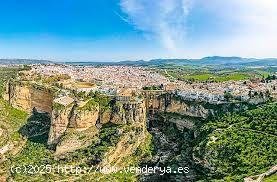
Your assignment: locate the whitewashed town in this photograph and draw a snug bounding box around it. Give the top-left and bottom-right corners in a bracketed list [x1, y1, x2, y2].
[29, 64, 277, 105]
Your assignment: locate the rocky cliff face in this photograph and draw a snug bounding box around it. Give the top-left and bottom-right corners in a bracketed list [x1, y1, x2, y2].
[48, 103, 75, 146]
[3, 81, 148, 155]
[4, 81, 247, 156]
[48, 99, 147, 154]
[110, 101, 147, 124]
[3, 81, 53, 114]
[3, 80, 237, 150]
[165, 99, 210, 118]
[100, 101, 147, 167]
[69, 101, 99, 129]
[54, 127, 98, 155]
[101, 123, 147, 168]
[145, 92, 211, 118]
[3, 81, 31, 111]
[30, 86, 53, 114]
[50, 101, 101, 153]
[146, 93, 250, 119]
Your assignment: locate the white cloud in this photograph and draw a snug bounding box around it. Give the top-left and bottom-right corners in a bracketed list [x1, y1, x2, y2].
[120, 0, 277, 58]
[197, 0, 277, 58]
[120, 0, 192, 56]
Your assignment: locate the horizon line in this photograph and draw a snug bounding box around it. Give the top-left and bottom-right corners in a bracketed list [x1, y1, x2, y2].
[1, 56, 277, 63]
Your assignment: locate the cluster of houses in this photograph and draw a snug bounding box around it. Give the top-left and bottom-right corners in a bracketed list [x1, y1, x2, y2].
[176, 90, 226, 104]
[28, 65, 277, 105]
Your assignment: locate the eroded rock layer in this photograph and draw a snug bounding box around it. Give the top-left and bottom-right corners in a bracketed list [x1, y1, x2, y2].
[48, 100, 147, 149]
[3, 81, 53, 113]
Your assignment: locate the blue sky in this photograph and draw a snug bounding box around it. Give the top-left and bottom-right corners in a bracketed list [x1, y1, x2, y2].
[0, 0, 277, 61]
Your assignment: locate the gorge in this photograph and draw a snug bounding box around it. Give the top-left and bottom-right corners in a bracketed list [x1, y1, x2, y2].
[2, 81, 251, 149]
[1, 80, 275, 181]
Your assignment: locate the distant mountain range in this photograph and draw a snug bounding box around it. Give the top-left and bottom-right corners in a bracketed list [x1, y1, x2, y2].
[0, 57, 276, 67]
[65, 56, 277, 67]
[0, 59, 53, 65]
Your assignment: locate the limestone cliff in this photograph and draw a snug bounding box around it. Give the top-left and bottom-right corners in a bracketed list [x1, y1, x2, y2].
[53, 101, 101, 154]
[145, 92, 211, 118]
[165, 99, 210, 118]
[49, 99, 147, 154]
[55, 127, 98, 155]
[69, 100, 99, 129]
[3, 81, 148, 155]
[3, 81, 31, 111]
[99, 109, 112, 124]
[146, 93, 250, 119]
[100, 123, 147, 168]
[3, 81, 53, 114]
[48, 102, 75, 146]
[110, 101, 147, 124]
[100, 101, 147, 167]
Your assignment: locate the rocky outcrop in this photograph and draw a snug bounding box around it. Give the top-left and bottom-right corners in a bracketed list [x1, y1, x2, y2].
[3, 81, 53, 113]
[48, 103, 75, 146]
[3, 81, 32, 111]
[110, 101, 147, 125]
[55, 127, 98, 155]
[48, 98, 147, 154]
[145, 92, 212, 118]
[10, 85, 244, 154]
[101, 124, 147, 168]
[145, 93, 251, 120]
[165, 99, 210, 118]
[99, 109, 112, 124]
[168, 117, 196, 131]
[51, 101, 99, 153]
[3, 81, 148, 155]
[69, 101, 99, 129]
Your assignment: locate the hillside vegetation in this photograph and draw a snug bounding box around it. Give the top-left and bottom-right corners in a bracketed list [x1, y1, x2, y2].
[0, 67, 29, 146]
[158, 66, 272, 83]
[195, 102, 277, 181]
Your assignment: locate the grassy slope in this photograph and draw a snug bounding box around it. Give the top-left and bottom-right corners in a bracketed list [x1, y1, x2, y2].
[263, 174, 277, 182]
[0, 99, 28, 146]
